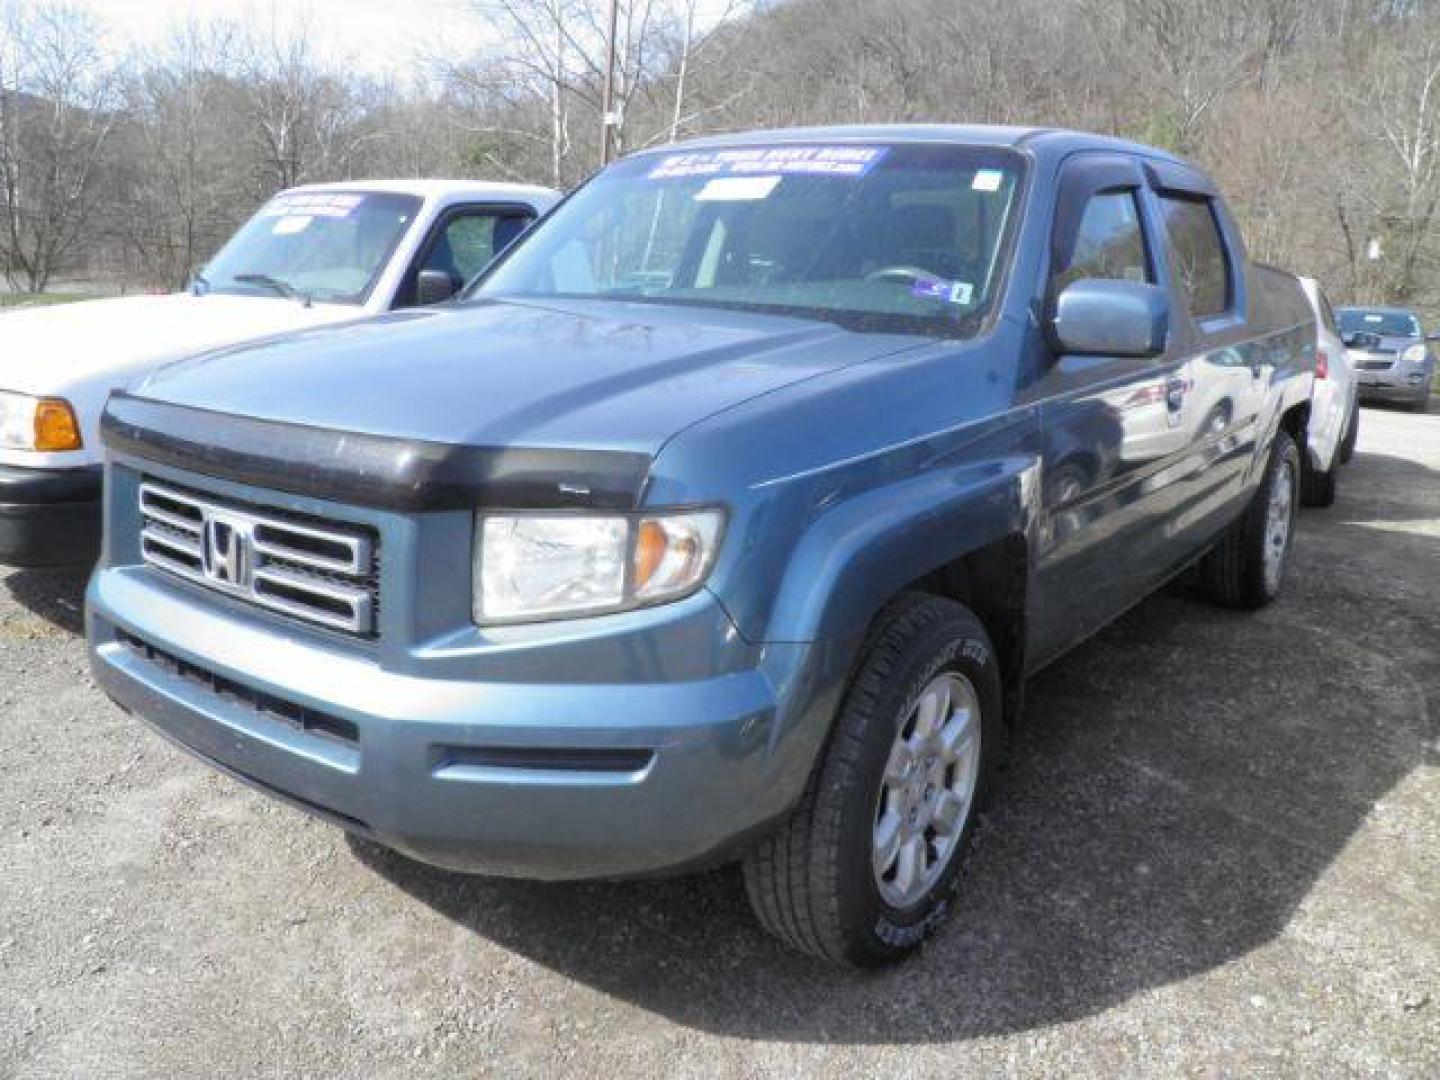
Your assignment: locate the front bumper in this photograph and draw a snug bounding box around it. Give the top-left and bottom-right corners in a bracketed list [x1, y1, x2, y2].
[0, 464, 102, 567]
[1355, 377, 1430, 405]
[88, 566, 796, 880]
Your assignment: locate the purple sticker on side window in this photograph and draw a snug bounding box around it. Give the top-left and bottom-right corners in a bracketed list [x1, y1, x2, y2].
[649, 146, 888, 180]
[911, 277, 975, 305]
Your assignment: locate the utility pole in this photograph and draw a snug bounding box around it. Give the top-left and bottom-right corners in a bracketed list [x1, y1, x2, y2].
[599, 0, 620, 165]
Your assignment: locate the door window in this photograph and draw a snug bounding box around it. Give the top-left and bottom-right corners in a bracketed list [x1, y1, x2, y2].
[425, 210, 533, 285]
[398, 206, 534, 306]
[1054, 190, 1151, 291]
[1157, 195, 1230, 318]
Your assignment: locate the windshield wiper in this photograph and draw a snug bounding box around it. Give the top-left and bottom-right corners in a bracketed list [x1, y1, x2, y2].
[233, 273, 310, 305]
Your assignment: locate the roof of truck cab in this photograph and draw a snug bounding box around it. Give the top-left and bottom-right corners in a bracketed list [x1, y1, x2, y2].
[279, 178, 559, 205]
[652, 124, 1193, 167]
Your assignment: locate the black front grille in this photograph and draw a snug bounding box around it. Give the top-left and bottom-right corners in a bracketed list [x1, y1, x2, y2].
[117, 629, 359, 747]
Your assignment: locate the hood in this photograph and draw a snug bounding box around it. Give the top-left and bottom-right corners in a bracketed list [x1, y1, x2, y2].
[135, 298, 929, 456]
[1, 292, 359, 396]
[0, 292, 360, 468]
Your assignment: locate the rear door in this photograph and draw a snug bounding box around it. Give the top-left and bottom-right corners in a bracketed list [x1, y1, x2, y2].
[1024, 153, 1202, 665]
[1144, 162, 1268, 532]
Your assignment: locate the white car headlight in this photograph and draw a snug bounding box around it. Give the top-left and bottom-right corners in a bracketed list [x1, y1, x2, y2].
[0, 391, 82, 451]
[475, 509, 724, 624]
[1402, 343, 1429, 365]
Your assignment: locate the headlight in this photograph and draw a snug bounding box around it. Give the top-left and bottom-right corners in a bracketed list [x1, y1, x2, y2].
[1402, 343, 1429, 365]
[0, 392, 82, 451]
[475, 509, 724, 624]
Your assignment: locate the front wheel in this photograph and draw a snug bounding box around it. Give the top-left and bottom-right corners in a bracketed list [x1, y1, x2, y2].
[742, 594, 1002, 967]
[1199, 428, 1300, 608]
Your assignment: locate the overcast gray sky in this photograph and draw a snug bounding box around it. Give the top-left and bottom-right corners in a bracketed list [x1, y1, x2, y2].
[78, 0, 497, 77]
[79, 0, 736, 78]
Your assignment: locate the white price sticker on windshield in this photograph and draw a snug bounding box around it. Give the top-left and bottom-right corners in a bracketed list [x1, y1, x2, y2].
[695, 175, 781, 202]
[972, 169, 1003, 192]
[271, 215, 312, 235]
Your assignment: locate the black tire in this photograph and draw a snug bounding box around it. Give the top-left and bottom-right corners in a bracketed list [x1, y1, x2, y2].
[1410, 392, 1431, 413]
[1338, 396, 1359, 464]
[1300, 452, 1337, 509]
[742, 593, 1002, 967]
[1199, 428, 1300, 609]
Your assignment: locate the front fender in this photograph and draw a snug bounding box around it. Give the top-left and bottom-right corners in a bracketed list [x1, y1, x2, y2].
[739, 441, 1039, 819]
[759, 452, 1038, 647]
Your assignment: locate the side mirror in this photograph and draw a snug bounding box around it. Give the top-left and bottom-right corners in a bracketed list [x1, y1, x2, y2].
[1051, 279, 1169, 358]
[1340, 331, 1359, 347]
[417, 269, 458, 306]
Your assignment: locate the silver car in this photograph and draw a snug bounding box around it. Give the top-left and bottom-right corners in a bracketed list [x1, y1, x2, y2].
[1298, 277, 1358, 506]
[1337, 305, 1436, 412]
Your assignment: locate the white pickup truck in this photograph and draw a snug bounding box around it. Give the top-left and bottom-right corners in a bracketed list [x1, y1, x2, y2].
[0, 179, 559, 566]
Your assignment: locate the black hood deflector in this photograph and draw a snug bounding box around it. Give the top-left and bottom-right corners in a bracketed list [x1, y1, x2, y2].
[102, 393, 652, 512]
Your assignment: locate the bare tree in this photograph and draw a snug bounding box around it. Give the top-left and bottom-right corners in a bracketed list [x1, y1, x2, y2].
[440, 0, 751, 182]
[0, 0, 123, 292]
[235, 8, 376, 195]
[1351, 28, 1440, 301]
[119, 17, 244, 288]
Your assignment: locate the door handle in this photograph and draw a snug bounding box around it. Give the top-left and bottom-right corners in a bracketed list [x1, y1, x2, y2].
[1165, 376, 1188, 412]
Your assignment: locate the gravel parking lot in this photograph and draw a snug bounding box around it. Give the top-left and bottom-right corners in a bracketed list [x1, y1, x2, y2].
[2, 404, 1437, 1078]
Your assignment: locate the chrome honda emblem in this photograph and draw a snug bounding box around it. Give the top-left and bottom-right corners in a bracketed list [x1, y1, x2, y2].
[201, 514, 250, 589]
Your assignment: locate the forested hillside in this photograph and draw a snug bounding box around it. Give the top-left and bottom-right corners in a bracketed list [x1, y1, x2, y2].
[3, 0, 1439, 314]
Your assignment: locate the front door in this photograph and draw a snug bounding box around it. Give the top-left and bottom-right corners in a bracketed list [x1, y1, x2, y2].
[1025, 153, 1198, 666]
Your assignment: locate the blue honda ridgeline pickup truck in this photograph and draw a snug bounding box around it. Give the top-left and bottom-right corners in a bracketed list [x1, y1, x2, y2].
[88, 126, 1315, 966]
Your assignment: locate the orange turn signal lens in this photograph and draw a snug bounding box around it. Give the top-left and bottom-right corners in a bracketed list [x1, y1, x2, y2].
[633, 520, 669, 591]
[34, 398, 82, 452]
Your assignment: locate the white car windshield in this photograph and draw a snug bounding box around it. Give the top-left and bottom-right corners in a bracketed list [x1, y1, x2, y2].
[198, 191, 422, 305]
[475, 143, 1024, 337]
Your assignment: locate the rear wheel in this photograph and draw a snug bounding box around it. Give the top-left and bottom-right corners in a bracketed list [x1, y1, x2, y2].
[742, 594, 1002, 967]
[1199, 429, 1300, 608]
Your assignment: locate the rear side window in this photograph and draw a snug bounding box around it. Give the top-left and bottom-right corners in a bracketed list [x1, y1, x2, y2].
[1157, 195, 1230, 318]
[1054, 190, 1151, 291]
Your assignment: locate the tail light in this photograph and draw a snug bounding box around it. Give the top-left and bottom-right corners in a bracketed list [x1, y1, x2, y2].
[1315, 348, 1329, 380]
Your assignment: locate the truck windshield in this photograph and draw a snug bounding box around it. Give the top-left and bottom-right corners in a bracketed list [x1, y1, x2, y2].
[475, 144, 1024, 336]
[1338, 309, 1421, 338]
[199, 191, 422, 305]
